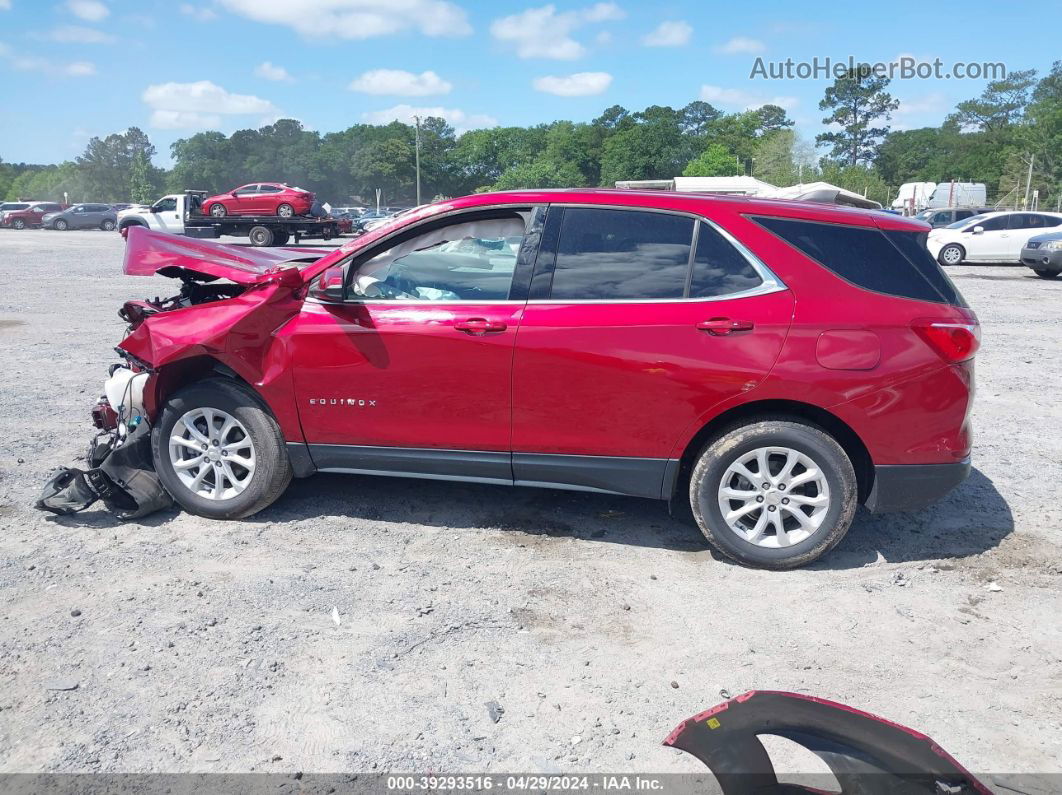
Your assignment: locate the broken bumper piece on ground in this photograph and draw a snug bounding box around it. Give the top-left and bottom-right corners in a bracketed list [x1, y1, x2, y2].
[665, 690, 990, 794]
[36, 409, 172, 521]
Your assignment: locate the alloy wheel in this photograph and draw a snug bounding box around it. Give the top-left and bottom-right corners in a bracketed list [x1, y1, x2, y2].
[168, 407, 256, 500]
[941, 245, 962, 265]
[717, 446, 831, 548]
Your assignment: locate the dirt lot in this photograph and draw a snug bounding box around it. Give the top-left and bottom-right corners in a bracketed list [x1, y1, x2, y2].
[0, 229, 1060, 782]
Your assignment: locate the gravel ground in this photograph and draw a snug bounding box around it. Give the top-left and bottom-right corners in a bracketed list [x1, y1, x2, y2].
[0, 229, 1060, 782]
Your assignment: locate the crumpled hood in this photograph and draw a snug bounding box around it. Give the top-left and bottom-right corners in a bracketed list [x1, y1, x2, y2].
[123, 225, 327, 284]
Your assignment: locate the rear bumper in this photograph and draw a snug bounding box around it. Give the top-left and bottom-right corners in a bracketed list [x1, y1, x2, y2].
[864, 457, 971, 513]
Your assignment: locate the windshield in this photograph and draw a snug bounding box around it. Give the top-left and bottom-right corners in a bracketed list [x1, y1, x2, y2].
[947, 214, 987, 230]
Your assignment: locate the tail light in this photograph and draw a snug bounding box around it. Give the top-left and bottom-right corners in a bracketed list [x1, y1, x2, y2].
[912, 318, 980, 362]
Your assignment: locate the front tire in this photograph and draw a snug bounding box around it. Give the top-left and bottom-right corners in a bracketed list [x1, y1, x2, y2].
[689, 420, 858, 570]
[100, 219, 116, 231]
[54, 219, 69, 231]
[937, 243, 964, 266]
[1034, 269, 1059, 280]
[152, 378, 292, 519]
[12, 218, 26, 230]
[209, 203, 227, 218]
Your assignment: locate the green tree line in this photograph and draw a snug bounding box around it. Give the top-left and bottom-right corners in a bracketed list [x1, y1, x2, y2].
[2, 61, 1059, 209]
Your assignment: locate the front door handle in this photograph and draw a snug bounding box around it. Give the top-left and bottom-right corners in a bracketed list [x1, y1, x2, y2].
[454, 317, 507, 335]
[697, 318, 754, 336]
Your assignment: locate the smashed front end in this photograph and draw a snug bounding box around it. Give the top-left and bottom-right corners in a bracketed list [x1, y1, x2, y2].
[36, 227, 324, 520]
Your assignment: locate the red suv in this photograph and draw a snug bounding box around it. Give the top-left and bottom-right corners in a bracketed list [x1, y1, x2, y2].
[200, 183, 314, 219]
[112, 190, 977, 569]
[1, 202, 65, 229]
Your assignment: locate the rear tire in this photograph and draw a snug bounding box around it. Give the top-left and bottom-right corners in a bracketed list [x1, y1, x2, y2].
[937, 243, 964, 266]
[54, 219, 69, 231]
[100, 219, 115, 231]
[689, 420, 858, 570]
[209, 203, 227, 218]
[277, 203, 295, 219]
[1034, 269, 1059, 280]
[152, 378, 292, 519]
[248, 225, 275, 246]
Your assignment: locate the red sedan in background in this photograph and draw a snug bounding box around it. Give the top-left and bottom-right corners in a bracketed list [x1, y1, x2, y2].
[200, 183, 314, 219]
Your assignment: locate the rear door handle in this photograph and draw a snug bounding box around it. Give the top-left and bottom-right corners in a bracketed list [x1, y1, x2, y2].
[697, 318, 754, 336]
[454, 317, 507, 334]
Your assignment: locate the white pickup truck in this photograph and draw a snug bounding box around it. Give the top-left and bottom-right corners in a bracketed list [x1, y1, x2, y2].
[116, 191, 340, 247]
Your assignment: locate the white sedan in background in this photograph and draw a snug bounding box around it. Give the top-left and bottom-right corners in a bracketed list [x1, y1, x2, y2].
[928, 211, 1062, 265]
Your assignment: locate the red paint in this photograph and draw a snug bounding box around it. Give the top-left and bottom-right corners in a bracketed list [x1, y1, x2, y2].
[201, 182, 315, 218]
[816, 330, 881, 370]
[118, 188, 977, 482]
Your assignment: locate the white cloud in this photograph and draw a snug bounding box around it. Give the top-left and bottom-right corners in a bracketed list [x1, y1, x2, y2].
[533, 71, 612, 96]
[699, 84, 797, 111]
[713, 36, 765, 55]
[179, 3, 217, 21]
[216, 0, 471, 40]
[151, 110, 224, 129]
[254, 61, 294, 82]
[0, 43, 96, 76]
[65, 0, 109, 22]
[490, 3, 625, 60]
[361, 104, 497, 134]
[64, 61, 96, 76]
[142, 80, 279, 129]
[348, 69, 451, 96]
[0, 1, 11, 10]
[642, 20, 691, 47]
[45, 25, 116, 43]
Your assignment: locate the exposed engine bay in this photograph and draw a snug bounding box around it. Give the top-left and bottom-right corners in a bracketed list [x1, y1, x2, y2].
[117, 272, 246, 331]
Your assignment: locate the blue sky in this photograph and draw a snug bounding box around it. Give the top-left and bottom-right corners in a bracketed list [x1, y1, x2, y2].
[0, 0, 1057, 166]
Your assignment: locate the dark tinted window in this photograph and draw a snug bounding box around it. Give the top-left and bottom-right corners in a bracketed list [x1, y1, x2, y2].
[689, 222, 763, 298]
[550, 208, 693, 300]
[258, 184, 282, 194]
[975, 215, 1008, 232]
[755, 216, 965, 306]
[883, 230, 967, 307]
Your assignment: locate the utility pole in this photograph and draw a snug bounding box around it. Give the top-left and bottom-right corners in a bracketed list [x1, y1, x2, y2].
[1023, 153, 1035, 210]
[414, 115, 422, 206]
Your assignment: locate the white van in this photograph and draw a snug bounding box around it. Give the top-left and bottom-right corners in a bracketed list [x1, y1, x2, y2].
[925, 182, 987, 209]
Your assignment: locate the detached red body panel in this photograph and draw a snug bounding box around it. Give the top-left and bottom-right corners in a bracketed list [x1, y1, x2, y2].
[665, 690, 990, 794]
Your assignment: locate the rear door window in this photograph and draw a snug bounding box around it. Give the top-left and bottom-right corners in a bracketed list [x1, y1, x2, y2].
[689, 222, 763, 298]
[753, 216, 966, 306]
[548, 208, 694, 300]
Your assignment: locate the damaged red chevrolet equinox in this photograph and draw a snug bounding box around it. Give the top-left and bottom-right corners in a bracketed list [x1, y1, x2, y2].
[99, 189, 978, 569]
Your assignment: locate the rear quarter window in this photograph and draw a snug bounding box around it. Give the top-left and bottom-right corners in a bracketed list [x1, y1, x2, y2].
[753, 216, 967, 306]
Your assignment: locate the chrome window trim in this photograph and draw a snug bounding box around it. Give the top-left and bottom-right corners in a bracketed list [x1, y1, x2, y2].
[535, 202, 787, 304]
[309, 200, 788, 307]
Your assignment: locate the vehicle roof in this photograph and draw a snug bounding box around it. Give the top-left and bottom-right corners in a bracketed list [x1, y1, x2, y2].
[424, 188, 928, 231]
